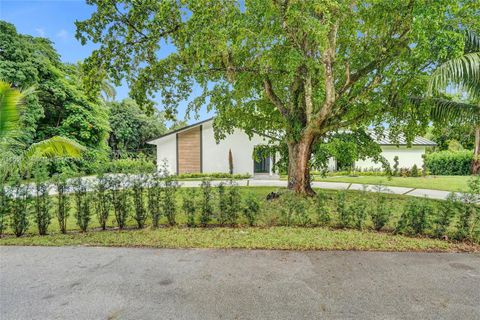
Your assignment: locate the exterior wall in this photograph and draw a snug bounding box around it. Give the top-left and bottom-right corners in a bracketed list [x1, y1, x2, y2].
[154, 134, 177, 173]
[201, 121, 271, 175]
[354, 146, 426, 170]
[177, 126, 201, 174]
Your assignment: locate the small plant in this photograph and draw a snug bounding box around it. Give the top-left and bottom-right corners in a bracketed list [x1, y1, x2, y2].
[242, 193, 260, 226]
[182, 188, 197, 227]
[226, 182, 241, 225]
[314, 190, 331, 226]
[200, 179, 214, 226]
[9, 178, 30, 237]
[228, 149, 234, 175]
[371, 190, 391, 231]
[393, 156, 399, 176]
[131, 174, 147, 228]
[421, 154, 427, 177]
[216, 182, 229, 225]
[0, 183, 7, 236]
[337, 191, 353, 228]
[280, 192, 310, 226]
[350, 191, 368, 230]
[33, 163, 51, 235]
[162, 176, 178, 226]
[95, 174, 111, 230]
[52, 173, 70, 234]
[396, 198, 432, 235]
[109, 175, 130, 229]
[147, 173, 163, 228]
[72, 177, 91, 232]
[411, 164, 419, 177]
[456, 177, 480, 241]
[435, 193, 460, 238]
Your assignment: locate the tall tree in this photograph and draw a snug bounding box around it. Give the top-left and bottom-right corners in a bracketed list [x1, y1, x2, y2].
[76, 0, 479, 194]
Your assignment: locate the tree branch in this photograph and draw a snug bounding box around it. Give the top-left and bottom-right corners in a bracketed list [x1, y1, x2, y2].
[264, 77, 289, 117]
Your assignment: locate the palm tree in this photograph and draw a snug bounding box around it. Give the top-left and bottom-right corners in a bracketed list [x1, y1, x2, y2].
[0, 81, 84, 179]
[428, 30, 480, 174]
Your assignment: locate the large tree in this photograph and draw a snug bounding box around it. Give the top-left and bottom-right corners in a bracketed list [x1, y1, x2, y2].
[76, 0, 479, 194]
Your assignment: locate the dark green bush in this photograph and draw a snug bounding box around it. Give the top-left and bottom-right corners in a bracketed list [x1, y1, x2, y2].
[435, 193, 460, 238]
[200, 179, 214, 226]
[371, 192, 391, 231]
[314, 190, 331, 226]
[147, 173, 163, 228]
[217, 183, 228, 225]
[456, 177, 480, 241]
[425, 151, 473, 175]
[411, 164, 419, 177]
[226, 183, 241, 225]
[104, 158, 156, 174]
[10, 180, 30, 237]
[242, 193, 260, 226]
[337, 191, 353, 228]
[94, 174, 111, 230]
[72, 177, 91, 232]
[162, 176, 178, 226]
[33, 164, 51, 235]
[393, 156, 399, 176]
[280, 192, 310, 226]
[0, 184, 7, 236]
[350, 192, 368, 230]
[131, 175, 147, 228]
[396, 199, 433, 235]
[176, 172, 250, 180]
[109, 175, 130, 229]
[182, 188, 197, 227]
[52, 174, 70, 234]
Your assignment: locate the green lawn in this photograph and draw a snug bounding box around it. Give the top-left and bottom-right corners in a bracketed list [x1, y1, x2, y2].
[1, 227, 477, 252]
[312, 175, 471, 192]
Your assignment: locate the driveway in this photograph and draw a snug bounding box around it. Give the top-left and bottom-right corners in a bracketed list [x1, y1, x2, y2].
[1, 246, 479, 320]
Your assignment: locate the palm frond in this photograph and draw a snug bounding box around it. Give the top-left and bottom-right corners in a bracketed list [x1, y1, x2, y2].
[24, 136, 85, 161]
[465, 29, 480, 53]
[428, 98, 479, 124]
[0, 81, 22, 139]
[428, 52, 480, 97]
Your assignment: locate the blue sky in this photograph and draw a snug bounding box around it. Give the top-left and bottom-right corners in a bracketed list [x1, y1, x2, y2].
[0, 0, 211, 124]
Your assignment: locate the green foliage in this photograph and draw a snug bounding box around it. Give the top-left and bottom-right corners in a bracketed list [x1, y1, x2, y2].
[393, 156, 400, 176]
[0, 183, 7, 235]
[371, 191, 391, 231]
[226, 183, 241, 226]
[103, 157, 156, 174]
[279, 192, 310, 227]
[435, 193, 460, 238]
[33, 162, 51, 235]
[411, 164, 419, 177]
[337, 192, 353, 228]
[350, 191, 369, 230]
[131, 175, 147, 228]
[162, 176, 178, 226]
[199, 179, 213, 226]
[147, 173, 163, 228]
[176, 172, 250, 180]
[216, 183, 228, 225]
[182, 188, 197, 227]
[425, 151, 473, 175]
[314, 191, 331, 226]
[109, 175, 129, 229]
[94, 174, 111, 230]
[396, 199, 433, 236]
[428, 123, 475, 151]
[72, 177, 91, 232]
[456, 177, 480, 241]
[52, 173, 70, 234]
[228, 149, 234, 175]
[242, 194, 260, 227]
[9, 179, 30, 237]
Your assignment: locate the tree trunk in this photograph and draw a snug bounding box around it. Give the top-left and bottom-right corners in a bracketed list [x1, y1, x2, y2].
[287, 135, 315, 196]
[472, 126, 480, 175]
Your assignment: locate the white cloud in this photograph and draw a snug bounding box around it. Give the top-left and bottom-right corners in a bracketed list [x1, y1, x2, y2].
[56, 29, 69, 41]
[35, 28, 46, 37]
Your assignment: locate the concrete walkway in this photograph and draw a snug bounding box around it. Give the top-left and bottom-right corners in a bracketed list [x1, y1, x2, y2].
[1, 246, 479, 320]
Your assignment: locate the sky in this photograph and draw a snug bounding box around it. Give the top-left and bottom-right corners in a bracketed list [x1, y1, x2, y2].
[0, 0, 212, 124]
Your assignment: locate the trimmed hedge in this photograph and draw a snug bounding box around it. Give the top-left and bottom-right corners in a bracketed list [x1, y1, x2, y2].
[425, 151, 472, 175]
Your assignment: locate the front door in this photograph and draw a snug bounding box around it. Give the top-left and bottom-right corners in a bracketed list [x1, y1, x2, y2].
[254, 155, 270, 174]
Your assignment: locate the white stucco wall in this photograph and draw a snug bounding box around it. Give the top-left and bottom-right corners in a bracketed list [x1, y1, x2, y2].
[354, 146, 426, 170]
[201, 121, 271, 175]
[151, 134, 177, 174]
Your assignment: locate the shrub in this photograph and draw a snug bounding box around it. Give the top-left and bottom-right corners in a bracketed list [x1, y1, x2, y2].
[399, 167, 411, 177]
[104, 157, 156, 174]
[279, 192, 310, 226]
[393, 156, 399, 176]
[228, 149, 234, 175]
[371, 191, 391, 231]
[421, 154, 427, 177]
[350, 192, 368, 230]
[216, 183, 229, 225]
[425, 150, 472, 175]
[314, 190, 331, 226]
[162, 176, 178, 226]
[0, 183, 7, 236]
[182, 188, 197, 227]
[456, 177, 480, 241]
[336, 191, 353, 228]
[411, 164, 419, 177]
[200, 179, 214, 226]
[109, 175, 130, 229]
[147, 173, 163, 228]
[226, 183, 241, 225]
[72, 177, 91, 232]
[33, 164, 51, 235]
[9, 179, 30, 237]
[242, 193, 260, 226]
[435, 193, 460, 238]
[176, 172, 250, 180]
[52, 173, 70, 234]
[94, 174, 111, 230]
[131, 174, 147, 228]
[396, 199, 433, 236]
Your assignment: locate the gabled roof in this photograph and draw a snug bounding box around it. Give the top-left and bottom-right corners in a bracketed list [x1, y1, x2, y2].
[147, 117, 214, 144]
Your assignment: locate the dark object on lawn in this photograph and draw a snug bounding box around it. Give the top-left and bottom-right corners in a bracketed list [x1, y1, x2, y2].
[266, 192, 280, 201]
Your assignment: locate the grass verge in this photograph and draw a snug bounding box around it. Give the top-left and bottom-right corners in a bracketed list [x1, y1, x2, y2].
[1, 227, 478, 252]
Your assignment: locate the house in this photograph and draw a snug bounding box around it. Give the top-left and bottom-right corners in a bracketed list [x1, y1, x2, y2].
[147, 118, 436, 176]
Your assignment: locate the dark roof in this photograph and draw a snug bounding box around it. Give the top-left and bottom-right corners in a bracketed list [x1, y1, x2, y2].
[146, 117, 214, 144]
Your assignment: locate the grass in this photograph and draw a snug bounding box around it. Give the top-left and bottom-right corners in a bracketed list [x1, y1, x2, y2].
[1, 227, 478, 252]
[311, 175, 470, 192]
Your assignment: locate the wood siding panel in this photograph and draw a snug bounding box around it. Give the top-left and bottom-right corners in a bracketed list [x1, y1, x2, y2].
[177, 126, 201, 174]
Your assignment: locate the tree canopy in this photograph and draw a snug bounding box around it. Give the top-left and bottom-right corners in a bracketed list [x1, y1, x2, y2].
[76, 0, 480, 193]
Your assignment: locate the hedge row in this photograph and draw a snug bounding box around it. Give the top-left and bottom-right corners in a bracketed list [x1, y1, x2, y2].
[425, 151, 473, 175]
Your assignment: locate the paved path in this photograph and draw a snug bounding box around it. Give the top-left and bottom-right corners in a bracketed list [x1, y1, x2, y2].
[1, 246, 479, 319]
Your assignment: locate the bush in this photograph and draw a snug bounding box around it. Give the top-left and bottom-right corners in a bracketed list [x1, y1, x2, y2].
[52, 173, 70, 234]
[456, 177, 480, 241]
[336, 191, 353, 228]
[109, 175, 130, 229]
[162, 176, 178, 226]
[72, 177, 91, 232]
[9, 180, 30, 237]
[371, 191, 391, 231]
[94, 174, 111, 230]
[435, 193, 460, 238]
[176, 172, 250, 180]
[226, 183, 241, 225]
[279, 192, 310, 226]
[349, 192, 368, 230]
[217, 183, 229, 225]
[33, 164, 51, 235]
[314, 190, 331, 226]
[396, 199, 433, 236]
[131, 175, 147, 228]
[0, 184, 7, 236]
[242, 193, 260, 226]
[200, 179, 214, 226]
[411, 164, 419, 177]
[182, 188, 197, 227]
[104, 158, 156, 174]
[425, 150, 473, 175]
[147, 173, 163, 228]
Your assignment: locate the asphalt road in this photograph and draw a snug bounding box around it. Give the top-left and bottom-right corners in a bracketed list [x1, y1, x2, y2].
[1, 247, 479, 320]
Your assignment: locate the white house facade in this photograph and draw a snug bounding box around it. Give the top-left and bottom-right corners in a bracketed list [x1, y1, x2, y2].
[147, 118, 436, 176]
